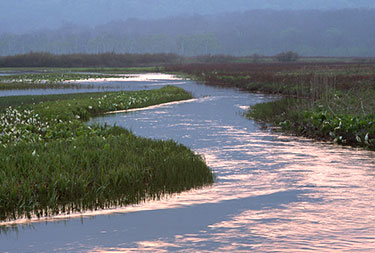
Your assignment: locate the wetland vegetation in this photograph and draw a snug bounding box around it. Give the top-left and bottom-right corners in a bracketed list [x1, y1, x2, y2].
[2, 59, 374, 221]
[0, 85, 214, 221]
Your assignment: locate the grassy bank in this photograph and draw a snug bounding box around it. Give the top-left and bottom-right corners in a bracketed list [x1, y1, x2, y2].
[0, 92, 116, 111]
[247, 89, 375, 149]
[0, 81, 83, 90]
[0, 86, 214, 221]
[167, 62, 375, 150]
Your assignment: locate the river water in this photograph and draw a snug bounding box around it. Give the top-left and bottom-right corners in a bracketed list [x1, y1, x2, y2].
[1, 74, 374, 252]
[0, 73, 179, 97]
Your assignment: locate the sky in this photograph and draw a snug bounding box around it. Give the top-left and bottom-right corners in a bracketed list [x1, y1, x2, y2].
[1, 0, 374, 34]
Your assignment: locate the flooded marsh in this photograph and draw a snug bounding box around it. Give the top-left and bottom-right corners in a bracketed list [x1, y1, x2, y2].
[0, 73, 374, 252]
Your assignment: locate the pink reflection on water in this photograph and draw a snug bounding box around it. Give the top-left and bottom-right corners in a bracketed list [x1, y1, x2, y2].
[89, 129, 375, 252]
[68, 73, 183, 83]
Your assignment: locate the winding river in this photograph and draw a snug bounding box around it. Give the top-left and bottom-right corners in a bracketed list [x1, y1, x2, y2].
[1, 74, 374, 252]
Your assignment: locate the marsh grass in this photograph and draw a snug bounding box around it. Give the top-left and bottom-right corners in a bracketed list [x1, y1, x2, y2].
[0, 92, 111, 111]
[0, 129, 213, 221]
[0, 86, 214, 221]
[0, 81, 85, 90]
[247, 88, 375, 149]
[32, 86, 193, 122]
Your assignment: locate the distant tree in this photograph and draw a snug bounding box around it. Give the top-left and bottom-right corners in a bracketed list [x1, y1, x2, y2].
[275, 51, 300, 62]
[251, 53, 262, 63]
[1, 9, 375, 57]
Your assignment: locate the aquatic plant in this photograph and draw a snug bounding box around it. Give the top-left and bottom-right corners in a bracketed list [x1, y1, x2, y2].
[247, 89, 375, 150]
[0, 86, 214, 221]
[0, 81, 85, 90]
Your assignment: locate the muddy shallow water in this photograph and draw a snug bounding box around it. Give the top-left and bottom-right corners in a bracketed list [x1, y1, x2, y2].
[1, 74, 374, 252]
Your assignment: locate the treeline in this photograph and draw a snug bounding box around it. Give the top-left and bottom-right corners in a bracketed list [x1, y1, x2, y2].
[0, 52, 182, 67]
[1, 9, 375, 57]
[2, 52, 374, 68]
[0, 52, 269, 67]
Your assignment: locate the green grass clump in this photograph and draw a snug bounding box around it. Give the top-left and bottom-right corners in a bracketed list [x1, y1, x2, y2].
[0, 86, 214, 221]
[33, 85, 192, 122]
[247, 89, 375, 149]
[0, 129, 212, 221]
[0, 81, 84, 90]
[0, 92, 116, 111]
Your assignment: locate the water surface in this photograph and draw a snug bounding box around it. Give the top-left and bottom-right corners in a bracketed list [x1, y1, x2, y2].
[0, 75, 374, 252]
[0, 73, 178, 97]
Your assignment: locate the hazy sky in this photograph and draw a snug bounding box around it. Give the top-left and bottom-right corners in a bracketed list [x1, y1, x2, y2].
[1, 0, 374, 34]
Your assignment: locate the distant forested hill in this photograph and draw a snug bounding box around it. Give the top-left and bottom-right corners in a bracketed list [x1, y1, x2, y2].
[1, 9, 374, 57]
[0, 0, 374, 33]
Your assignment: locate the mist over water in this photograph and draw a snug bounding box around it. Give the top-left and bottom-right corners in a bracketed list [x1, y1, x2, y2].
[0, 1, 375, 56]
